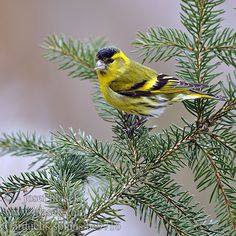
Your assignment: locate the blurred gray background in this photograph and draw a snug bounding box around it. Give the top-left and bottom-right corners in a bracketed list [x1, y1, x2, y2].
[0, 1, 235, 235]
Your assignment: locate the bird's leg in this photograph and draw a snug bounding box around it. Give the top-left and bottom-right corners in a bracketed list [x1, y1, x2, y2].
[135, 115, 148, 127]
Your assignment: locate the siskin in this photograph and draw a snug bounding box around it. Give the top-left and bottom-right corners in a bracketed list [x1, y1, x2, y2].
[95, 47, 226, 117]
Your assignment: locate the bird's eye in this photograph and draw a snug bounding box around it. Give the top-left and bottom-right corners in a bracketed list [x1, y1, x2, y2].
[106, 58, 114, 64]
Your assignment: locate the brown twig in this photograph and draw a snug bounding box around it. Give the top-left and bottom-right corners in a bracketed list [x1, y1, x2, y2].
[195, 142, 236, 230]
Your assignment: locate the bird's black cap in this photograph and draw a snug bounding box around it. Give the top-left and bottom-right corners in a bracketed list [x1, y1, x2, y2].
[96, 47, 120, 61]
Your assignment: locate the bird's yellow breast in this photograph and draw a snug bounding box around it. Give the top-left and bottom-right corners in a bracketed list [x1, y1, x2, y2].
[99, 76, 132, 113]
[96, 58, 159, 115]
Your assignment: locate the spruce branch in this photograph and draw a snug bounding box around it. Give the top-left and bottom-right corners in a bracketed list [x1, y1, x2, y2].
[112, 112, 150, 174]
[51, 128, 123, 178]
[208, 132, 236, 156]
[180, 0, 225, 121]
[42, 35, 106, 80]
[0, 132, 60, 169]
[0, 206, 43, 235]
[193, 142, 236, 233]
[0, 170, 49, 204]
[210, 28, 236, 67]
[135, 0, 233, 122]
[180, 0, 225, 36]
[132, 194, 190, 236]
[0, 132, 53, 157]
[127, 176, 218, 236]
[137, 178, 215, 233]
[134, 27, 193, 63]
[1, 99, 234, 233]
[135, 1, 236, 229]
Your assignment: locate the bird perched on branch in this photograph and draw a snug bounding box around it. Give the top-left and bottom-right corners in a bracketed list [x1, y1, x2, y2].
[95, 47, 226, 117]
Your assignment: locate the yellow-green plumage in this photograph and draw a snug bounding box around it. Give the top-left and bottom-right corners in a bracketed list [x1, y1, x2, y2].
[95, 47, 226, 117]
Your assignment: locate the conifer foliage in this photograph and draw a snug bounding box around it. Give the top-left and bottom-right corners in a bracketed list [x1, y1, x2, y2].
[0, 0, 235, 235]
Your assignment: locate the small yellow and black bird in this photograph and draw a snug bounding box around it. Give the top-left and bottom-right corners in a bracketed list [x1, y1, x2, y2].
[95, 47, 226, 117]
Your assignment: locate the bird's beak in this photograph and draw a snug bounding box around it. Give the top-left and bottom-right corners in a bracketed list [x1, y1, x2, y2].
[95, 60, 106, 71]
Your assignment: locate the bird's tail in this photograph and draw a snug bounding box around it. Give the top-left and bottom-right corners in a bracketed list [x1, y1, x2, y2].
[170, 90, 227, 102]
[190, 90, 227, 101]
[155, 77, 227, 102]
